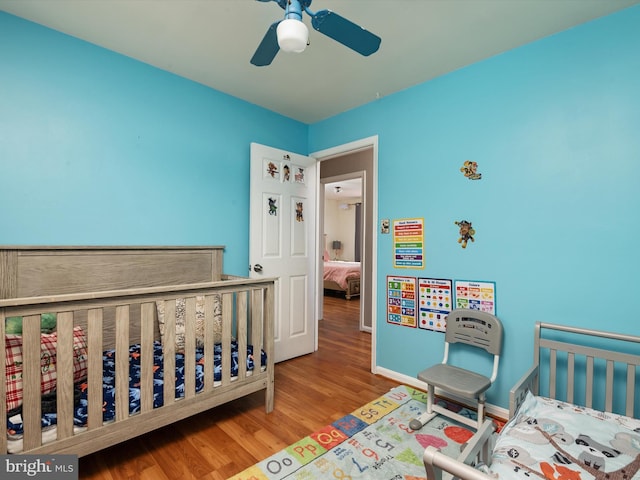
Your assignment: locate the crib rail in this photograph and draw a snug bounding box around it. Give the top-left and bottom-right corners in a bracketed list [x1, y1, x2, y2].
[0, 277, 275, 456]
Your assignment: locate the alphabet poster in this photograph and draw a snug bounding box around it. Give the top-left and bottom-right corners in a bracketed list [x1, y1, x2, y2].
[387, 276, 417, 328]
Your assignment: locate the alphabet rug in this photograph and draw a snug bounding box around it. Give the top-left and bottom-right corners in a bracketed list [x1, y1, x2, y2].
[229, 385, 479, 480]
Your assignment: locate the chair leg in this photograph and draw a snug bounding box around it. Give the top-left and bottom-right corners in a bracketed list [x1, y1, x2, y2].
[409, 410, 437, 431]
[427, 384, 435, 415]
[477, 397, 485, 430]
[409, 384, 437, 431]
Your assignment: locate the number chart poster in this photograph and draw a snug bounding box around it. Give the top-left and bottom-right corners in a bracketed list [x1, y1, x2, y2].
[418, 278, 453, 332]
[387, 276, 417, 328]
[454, 280, 496, 314]
[393, 218, 424, 269]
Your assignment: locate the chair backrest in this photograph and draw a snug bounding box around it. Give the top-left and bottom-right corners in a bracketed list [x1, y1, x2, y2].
[445, 309, 503, 356]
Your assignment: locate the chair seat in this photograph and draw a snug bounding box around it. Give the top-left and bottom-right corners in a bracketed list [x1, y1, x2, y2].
[418, 364, 491, 398]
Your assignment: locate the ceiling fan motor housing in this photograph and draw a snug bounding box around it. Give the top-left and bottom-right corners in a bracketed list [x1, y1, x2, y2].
[277, 19, 309, 53]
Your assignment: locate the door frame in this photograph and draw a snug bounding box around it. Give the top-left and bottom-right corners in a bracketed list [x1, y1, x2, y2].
[311, 135, 378, 373]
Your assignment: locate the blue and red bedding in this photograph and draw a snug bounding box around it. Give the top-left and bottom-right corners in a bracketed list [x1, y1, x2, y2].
[7, 340, 266, 437]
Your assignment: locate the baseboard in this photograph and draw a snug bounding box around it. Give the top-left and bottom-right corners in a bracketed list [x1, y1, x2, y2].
[374, 366, 509, 422]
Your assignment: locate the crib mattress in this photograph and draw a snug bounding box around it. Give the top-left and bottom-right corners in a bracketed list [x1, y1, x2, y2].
[6, 340, 266, 452]
[488, 392, 640, 479]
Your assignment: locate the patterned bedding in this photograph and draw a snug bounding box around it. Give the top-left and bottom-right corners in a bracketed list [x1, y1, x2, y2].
[489, 391, 640, 479]
[7, 340, 266, 440]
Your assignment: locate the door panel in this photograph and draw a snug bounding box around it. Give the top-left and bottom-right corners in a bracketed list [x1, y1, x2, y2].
[250, 143, 317, 362]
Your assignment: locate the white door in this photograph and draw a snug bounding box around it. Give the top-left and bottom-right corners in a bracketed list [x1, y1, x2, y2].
[250, 143, 317, 363]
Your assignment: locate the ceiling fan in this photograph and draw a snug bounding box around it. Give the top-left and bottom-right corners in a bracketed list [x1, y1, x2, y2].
[250, 0, 382, 66]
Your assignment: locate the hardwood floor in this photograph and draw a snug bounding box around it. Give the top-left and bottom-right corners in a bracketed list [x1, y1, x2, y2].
[79, 295, 400, 479]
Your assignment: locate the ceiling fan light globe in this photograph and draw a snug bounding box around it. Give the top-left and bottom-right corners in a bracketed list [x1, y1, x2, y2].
[277, 19, 308, 53]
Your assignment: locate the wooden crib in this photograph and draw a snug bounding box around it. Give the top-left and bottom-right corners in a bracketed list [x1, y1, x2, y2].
[0, 246, 275, 456]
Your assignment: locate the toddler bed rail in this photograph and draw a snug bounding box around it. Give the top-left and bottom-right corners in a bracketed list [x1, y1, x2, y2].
[509, 321, 640, 418]
[423, 321, 640, 480]
[0, 246, 275, 457]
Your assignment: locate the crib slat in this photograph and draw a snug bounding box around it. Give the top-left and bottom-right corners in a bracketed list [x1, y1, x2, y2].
[585, 356, 594, 409]
[236, 291, 248, 382]
[184, 296, 196, 399]
[203, 295, 215, 392]
[115, 305, 130, 422]
[56, 311, 75, 439]
[140, 302, 155, 413]
[221, 293, 233, 386]
[566, 352, 575, 404]
[251, 289, 264, 356]
[23, 314, 42, 450]
[549, 349, 557, 400]
[605, 359, 614, 413]
[626, 364, 635, 418]
[87, 308, 104, 429]
[163, 300, 176, 408]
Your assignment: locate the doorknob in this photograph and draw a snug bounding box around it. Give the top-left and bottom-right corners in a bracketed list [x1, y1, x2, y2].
[253, 264, 263, 273]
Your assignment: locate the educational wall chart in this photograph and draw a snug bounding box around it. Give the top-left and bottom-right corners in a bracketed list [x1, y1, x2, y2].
[418, 278, 453, 332]
[393, 218, 424, 269]
[454, 280, 496, 314]
[387, 276, 417, 328]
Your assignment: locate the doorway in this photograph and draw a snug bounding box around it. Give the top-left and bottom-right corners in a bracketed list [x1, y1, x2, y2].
[312, 136, 378, 372]
[322, 174, 365, 327]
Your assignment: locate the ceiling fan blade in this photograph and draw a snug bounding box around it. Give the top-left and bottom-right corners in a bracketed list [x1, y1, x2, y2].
[251, 21, 281, 66]
[311, 10, 381, 56]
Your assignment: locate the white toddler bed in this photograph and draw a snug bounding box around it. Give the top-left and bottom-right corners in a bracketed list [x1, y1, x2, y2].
[424, 321, 640, 479]
[1, 246, 275, 457]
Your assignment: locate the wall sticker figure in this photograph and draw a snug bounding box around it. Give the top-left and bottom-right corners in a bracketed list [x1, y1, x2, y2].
[266, 161, 278, 178]
[454, 220, 475, 248]
[268, 197, 278, 216]
[295, 202, 304, 222]
[460, 160, 482, 180]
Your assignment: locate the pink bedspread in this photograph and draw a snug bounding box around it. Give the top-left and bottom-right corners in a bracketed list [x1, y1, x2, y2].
[323, 261, 360, 290]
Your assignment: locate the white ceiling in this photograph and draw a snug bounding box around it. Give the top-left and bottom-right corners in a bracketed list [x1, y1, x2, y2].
[2, 0, 638, 124]
[325, 178, 362, 200]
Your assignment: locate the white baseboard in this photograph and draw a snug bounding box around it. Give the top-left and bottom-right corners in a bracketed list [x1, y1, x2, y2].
[374, 366, 508, 421]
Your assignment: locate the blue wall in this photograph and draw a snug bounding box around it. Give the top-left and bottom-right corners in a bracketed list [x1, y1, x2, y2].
[0, 12, 307, 276]
[310, 5, 640, 409]
[3, 6, 640, 411]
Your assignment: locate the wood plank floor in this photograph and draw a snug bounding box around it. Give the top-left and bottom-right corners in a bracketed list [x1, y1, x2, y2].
[79, 295, 400, 479]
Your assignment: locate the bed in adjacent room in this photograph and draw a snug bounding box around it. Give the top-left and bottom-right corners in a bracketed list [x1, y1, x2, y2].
[323, 259, 361, 300]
